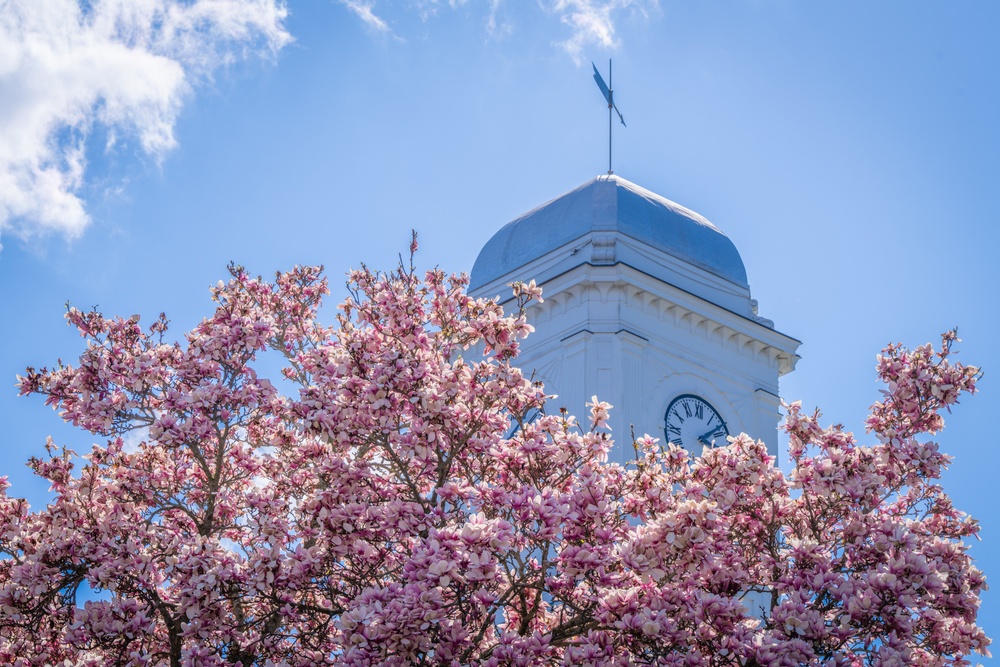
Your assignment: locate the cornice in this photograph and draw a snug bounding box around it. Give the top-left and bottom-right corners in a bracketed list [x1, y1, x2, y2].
[520, 264, 800, 376]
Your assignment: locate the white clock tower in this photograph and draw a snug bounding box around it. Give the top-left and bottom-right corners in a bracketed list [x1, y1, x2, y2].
[469, 174, 800, 464]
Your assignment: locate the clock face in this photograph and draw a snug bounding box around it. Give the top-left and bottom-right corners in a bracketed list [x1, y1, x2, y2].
[664, 394, 729, 450]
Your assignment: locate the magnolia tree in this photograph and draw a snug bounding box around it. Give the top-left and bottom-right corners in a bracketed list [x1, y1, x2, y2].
[0, 252, 990, 666]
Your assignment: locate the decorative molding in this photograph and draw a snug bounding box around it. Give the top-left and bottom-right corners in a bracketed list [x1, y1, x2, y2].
[591, 234, 616, 265]
[524, 276, 799, 376]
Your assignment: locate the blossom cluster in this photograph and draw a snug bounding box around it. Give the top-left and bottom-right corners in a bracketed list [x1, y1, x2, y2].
[1, 257, 989, 666]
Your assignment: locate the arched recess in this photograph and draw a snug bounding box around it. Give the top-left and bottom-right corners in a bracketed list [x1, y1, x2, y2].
[645, 372, 748, 448]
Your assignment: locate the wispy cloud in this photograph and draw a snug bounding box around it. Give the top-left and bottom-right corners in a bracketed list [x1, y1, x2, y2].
[337, 1, 658, 58]
[485, 0, 512, 39]
[0, 0, 291, 243]
[548, 0, 658, 62]
[338, 0, 393, 34]
[551, 0, 617, 54]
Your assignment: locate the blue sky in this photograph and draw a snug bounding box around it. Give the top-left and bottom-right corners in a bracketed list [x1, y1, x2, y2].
[1, 0, 998, 657]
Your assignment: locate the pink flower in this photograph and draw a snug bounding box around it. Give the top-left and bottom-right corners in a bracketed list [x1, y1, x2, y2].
[2, 256, 988, 667]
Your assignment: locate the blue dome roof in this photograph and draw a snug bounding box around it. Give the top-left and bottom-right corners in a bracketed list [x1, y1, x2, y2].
[470, 174, 748, 290]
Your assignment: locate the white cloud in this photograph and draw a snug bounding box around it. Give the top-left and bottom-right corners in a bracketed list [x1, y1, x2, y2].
[120, 426, 151, 454]
[0, 0, 291, 242]
[338, 0, 392, 34]
[336, 1, 657, 61]
[485, 0, 511, 39]
[548, 0, 658, 62]
[551, 0, 617, 55]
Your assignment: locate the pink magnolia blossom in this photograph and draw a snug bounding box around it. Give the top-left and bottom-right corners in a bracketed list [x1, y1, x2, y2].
[2, 255, 990, 666]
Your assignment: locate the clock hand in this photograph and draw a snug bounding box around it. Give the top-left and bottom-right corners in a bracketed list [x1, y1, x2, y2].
[697, 425, 724, 447]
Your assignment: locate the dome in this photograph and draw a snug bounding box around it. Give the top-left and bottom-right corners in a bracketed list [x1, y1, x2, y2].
[469, 174, 748, 291]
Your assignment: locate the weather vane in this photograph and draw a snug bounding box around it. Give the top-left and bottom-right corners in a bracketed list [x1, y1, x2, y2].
[592, 59, 626, 175]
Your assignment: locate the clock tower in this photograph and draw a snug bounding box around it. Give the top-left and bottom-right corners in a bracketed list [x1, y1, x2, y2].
[469, 174, 799, 464]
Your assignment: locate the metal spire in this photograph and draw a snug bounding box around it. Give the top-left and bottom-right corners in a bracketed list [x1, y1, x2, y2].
[592, 59, 625, 175]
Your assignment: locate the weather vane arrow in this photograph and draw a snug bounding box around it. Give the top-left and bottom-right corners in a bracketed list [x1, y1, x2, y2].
[593, 59, 625, 175]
